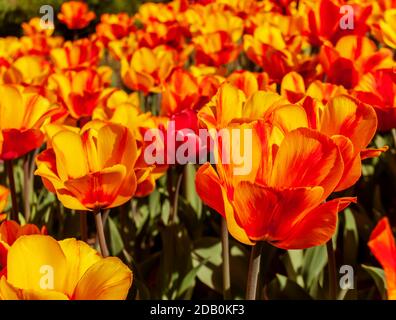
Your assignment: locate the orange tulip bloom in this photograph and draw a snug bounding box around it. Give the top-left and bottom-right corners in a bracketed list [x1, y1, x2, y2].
[228, 70, 276, 97]
[0, 235, 132, 300]
[50, 39, 103, 71]
[280, 72, 388, 190]
[243, 24, 294, 82]
[96, 13, 136, 46]
[22, 17, 54, 37]
[3, 56, 50, 87]
[196, 120, 355, 248]
[161, 68, 199, 115]
[35, 121, 138, 211]
[121, 46, 179, 94]
[319, 35, 394, 89]
[58, 1, 96, 30]
[194, 31, 240, 67]
[47, 67, 112, 119]
[353, 69, 396, 131]
[368, 218, 396, 299]
[0, 85, 57, 160]
[303, 94, 387, 190]
[92, 91, 168, 197]
[0, 220, 45, 277]
[307, 0, 372, 46]
[372, 9, 396, 49]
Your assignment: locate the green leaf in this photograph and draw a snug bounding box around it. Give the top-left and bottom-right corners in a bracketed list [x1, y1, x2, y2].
[161, 199, 170, 225]
[148, 189, 161, 219]
[183, 164, 202, 219]
[159, 225, 193, 299]
[108, 216, 124, 256]
[192, 237, 248, 299]
[302, 245, 327, 290]
[267, 274, 312, 300]
[177, 257, 208, 298]
[343, 208, 359, 265]
[362, 264, 387, 300]
[282, 250, 304, 287]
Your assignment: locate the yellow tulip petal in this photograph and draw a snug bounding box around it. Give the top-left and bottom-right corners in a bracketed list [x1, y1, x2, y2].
[52, 130, 89, 180]
[7, 235, 67, 293]
[74, 257, 132, 300]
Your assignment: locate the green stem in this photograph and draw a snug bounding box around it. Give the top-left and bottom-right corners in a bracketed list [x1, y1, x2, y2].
[94, 209, 109, 257]
[246, 242, 263, 300]
[326, 240, 337, 300]
[6, 160, 18, 222]
[170, 171, 183, 223]
[221, 218, 231, 299]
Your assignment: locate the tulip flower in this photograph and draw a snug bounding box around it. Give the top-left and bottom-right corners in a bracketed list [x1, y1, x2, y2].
[58, 1, 96, 30]
[92, 91, 168, 197]
[307, 0, 372, 45]
[3, 55, 50, 87]
[196, 120, 356, 248]
[353, 69, 396, 131]
[121, 46, 179, 94]
[194, 31, 241, 67]
[161, 68, 200, 115]
[0, 85, 57, 160]
[35, 121, 138, 211]
[372, 9, 396, 49]
[228, 70, 276, 97]
[96, 13, 136, 47]
[0, 220, 45, 277]
[319, 35, 394, 89]
[368, 217, 396, 299]
[50, 39, 103, 71]
[47, 67, 112, 119]
[0, 235, 132, 300]
[243, 24, 294, 82]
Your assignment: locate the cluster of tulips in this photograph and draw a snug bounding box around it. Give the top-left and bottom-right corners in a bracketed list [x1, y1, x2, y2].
[0, 0, 395, 300]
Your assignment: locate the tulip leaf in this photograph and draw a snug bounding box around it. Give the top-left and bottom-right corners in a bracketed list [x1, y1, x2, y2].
[177, 257, 209, 298]
[108, 216, 124, 256]
[267, 274, 312, 300]
[159, 225, 193, 299]
[183, 164, 202, 219]
[343, 208, 359, 266]
[302, 244, 327, 290]
[149, 189, 161, 219]
[282, 250, 304, 287]
[362, 265, 387, 300]
[192, 237, 249, 299]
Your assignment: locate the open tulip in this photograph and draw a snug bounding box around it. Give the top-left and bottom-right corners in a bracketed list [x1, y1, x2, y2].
[50, 39, 103, 71]
[121, 46, 178, 94]
[35, 121, 138, 211]
[0, 220, 45, 277]
[368, 217, 396, 299]
[196, 120, 356, 248]
[58, 1, 96, 30]
[0, 85, 57, 160]
[0, 235, 132, 300]
[47, 67, 112, 119]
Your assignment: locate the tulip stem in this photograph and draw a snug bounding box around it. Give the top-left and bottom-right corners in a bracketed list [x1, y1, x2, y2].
[326, 240, 337, 300]
[5, 160, 18, 222]
[246, 242, 263, 300]
[221, 218, 231, 299]
[94, 209, 109, 257]
[170, 170, 183, 223]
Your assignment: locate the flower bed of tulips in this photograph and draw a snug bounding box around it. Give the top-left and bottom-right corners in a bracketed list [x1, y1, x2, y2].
[0, 0, 395, 301]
